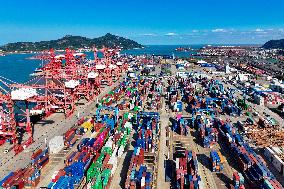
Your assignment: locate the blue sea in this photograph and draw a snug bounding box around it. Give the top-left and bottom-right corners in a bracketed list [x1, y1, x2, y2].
[0, 45, 202, 84]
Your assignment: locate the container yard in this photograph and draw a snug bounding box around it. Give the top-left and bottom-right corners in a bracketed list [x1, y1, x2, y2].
[1, 47, 284, 189]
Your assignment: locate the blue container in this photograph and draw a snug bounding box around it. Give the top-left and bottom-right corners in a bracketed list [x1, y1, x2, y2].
[77, 138, 89, 151]
[47, 182, 54, 189]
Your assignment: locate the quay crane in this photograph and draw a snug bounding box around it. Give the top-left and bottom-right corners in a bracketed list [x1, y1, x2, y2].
[0, 47, 129, 155]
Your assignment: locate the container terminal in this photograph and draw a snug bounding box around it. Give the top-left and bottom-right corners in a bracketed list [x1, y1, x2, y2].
[0, 46, 284, 189]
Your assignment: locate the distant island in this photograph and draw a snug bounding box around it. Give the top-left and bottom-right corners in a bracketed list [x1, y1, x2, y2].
[0, 33, 143, 52]
[262, 39, 284, 49]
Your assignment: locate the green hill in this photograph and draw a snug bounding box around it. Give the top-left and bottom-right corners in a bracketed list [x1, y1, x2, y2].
[0, 33, 143, 52]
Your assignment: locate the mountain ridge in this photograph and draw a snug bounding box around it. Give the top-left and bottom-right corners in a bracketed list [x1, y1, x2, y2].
[262, 39, 284, 49]
[0, 33, 143, 52]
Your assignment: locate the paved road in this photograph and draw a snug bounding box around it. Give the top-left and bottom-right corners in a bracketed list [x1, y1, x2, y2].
[156, 98, 171, 189]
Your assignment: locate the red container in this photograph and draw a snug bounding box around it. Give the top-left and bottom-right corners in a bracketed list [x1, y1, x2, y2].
[82, 153, 90, 163]
[103, 154, 111, 168]
[52, 169, 66, 182]
[68, 152, 80, 165]
[74, 151, 84, 162]
[233, 172, 240, 181]
[31, 149, 43, 160]
[31, 176, 40, 187]
[249, 154, 257, 164]
[2, 169, 25, 188]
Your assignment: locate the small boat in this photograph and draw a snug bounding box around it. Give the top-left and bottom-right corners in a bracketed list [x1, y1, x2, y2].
[175, 47, 191, 52]
[30, 68, 44, 76]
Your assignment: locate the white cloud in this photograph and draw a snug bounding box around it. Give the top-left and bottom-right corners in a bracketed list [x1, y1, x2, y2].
[165, 32, 178, 36]
[140, 33, 156, 36]
[192, 30, 199, 33]
[255, 28, 264, 32]
[212, 28, 226, 32]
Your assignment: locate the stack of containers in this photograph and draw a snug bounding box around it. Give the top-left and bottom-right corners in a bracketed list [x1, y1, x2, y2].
[116, 121, 132, 157]
[137, 112, 160, 153]
[80, 117, 94, 132]
[31, 148, 49, 170]
[124, 112, 160, 189]
[49, 161, 85, 189]
[173, 100, 183, 112]
[22, 167, 41, 187]
[195, 116, 218, 148]
[173, 116, 189, 136]
[49, 125, 112, 189]
[0, 147, 52, 188]
[261, 179, 283, 189]
[175, 150, 201, 189]
[81, 117, 132, 188]
[125, 147, 152, 189]
[86, 147, 116, 189]
[0, 172, 14, 188]
[64, 128, 77, 147]
[51, 169, 66, 183]
[0, 169, 26, 189]
[210, 150, 225, 172]
[203, 127, 218, 148]
[232, 172, 245, 189]
[215, 119, 283, 188]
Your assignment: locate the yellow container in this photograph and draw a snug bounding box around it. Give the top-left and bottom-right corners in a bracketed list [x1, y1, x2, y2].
[82, 121, 93, 131]
[217, 151, 225, 163]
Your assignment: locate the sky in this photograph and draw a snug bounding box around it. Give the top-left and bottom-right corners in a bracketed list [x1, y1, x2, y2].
[0, 0, 284, 45]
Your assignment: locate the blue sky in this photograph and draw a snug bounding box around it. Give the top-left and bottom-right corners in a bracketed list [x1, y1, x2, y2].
[0, 0, 284, 45]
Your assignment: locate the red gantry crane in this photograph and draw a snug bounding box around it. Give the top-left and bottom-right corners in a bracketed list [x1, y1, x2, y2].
[0, 46, 127, 155]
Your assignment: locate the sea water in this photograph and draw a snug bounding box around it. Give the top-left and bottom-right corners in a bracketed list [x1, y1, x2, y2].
[0, 45, 202, 83]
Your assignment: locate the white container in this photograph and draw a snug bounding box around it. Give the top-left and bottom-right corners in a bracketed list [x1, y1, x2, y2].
[117, 147, 124, 157]
[125, 121, 132, 128]
[274, 147, 283, 155]
[51, 171, 59, 180]
[30, 109, 44, 115]
[108, 64, 117, 69]
[65, 80, 80, 89]
[105, 139, 113, 148]
[136, 147, 140, 156]
[176, 158, 180, 169]
[88, 72, 98, 79]
[112, 147, 118, 158]
[96, 64, 106, 70]
[116, 62, 123, 66]
[226, 133, 232, 143]
[141, 177, 145, 187]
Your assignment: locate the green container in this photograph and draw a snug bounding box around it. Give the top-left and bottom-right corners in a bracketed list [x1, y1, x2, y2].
[102, 169, 111, 187]
[124, 112, 129, 120]
[264, 179, 274, 189]
[102, 147, 113, 155]
[134, 106, 139, 112]
[92, 173, 103, 189]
